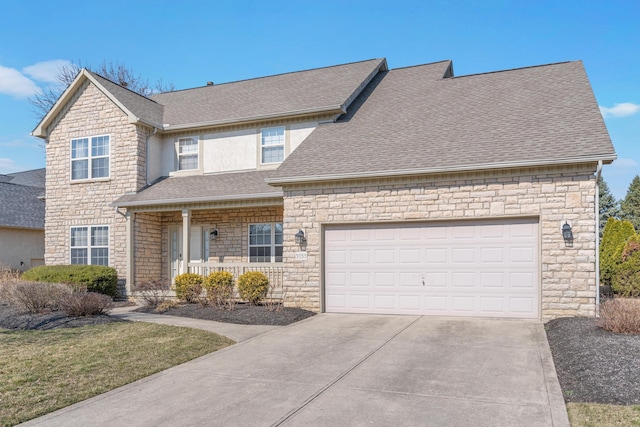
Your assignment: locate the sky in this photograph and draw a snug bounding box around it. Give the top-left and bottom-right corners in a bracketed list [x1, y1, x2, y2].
[0, 0, 637, 199]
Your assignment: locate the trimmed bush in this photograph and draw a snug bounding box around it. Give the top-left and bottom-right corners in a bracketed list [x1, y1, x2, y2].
[600, 218, 636, 288]
[136, 279, 171, 306]
[203, 271, 235, 309]
[5, 281, 71, 314]
[237, 271, 269, 304]
[60, 291, 113, 316]
[22, 265, 118, 297]
[612, 235, 640, 297]
[173, 273, 203, 303]
[597, 298, 640, 334]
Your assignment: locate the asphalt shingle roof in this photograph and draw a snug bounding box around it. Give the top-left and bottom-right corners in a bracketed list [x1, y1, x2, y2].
[150, 59, 386, 127]
[5, 168, 46, 188]
[268, 60, 615, 183]
[113, 170, 282, 207]
[0, 180, 45, 229]
[88, 71, 164, 127]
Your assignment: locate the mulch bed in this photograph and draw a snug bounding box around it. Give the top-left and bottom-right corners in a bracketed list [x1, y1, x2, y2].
[545, 316, 640, 405]
[134, 303, 316, 326]
[0, 302, 124, 331]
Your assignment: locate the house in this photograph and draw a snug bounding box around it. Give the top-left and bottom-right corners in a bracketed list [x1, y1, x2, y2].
[32, 58, 615, 319]
[0, 168, 46, 271]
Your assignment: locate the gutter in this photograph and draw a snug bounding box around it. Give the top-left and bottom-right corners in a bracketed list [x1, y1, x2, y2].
[265, 154, 618, 185]
[595, 160, 603, 315]
[112, 192, 283, 208]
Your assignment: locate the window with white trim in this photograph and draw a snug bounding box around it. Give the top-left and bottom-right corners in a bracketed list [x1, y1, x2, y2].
[261, 127, 285, 164]
[177, 137, 199, 170]
[249, 223, 283, 262]
[70, 226, 109, 266]
[71, 135, 110, 180]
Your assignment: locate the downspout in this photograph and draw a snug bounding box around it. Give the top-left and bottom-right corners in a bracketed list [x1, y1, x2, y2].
[145, 127, 158, 186]
[595, 160, 603, 316]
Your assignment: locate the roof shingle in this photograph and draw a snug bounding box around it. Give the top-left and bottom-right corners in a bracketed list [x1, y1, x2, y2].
[268, 60, 615, 183]
[113, 170, 282, 208]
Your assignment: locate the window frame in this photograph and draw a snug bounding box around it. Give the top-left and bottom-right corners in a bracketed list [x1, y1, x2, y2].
[248, 222, 283, 263]
[70, 134, 111, 181]
[70, 225, 110, 266]
[176, 136, 200, 171]
[260, 126, 285, 165]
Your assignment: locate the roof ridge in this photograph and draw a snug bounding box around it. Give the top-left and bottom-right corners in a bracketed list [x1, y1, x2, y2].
[450, 60, 577, 80]
[389, 59, 452, 72]
[87, 69, 162, 105]
[153, 58, 385, 96]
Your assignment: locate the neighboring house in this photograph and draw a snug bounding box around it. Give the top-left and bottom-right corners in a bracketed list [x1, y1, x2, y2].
[32, 58, 615, 320]
[0, 168, 46, 271]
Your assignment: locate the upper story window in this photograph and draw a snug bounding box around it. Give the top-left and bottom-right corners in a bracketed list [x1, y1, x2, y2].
[249, 223, 283, 263]
[261, 127, 285, 164]
[71, 135, 110, 180]
[178, 137, 199, 170]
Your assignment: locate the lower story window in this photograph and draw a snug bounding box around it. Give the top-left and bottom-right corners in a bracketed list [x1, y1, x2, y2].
[249, 223, 283, 262]
[71, 226, 109, 265]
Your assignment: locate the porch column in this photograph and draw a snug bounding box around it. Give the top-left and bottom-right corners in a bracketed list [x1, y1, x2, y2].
[182, 209, 190, 274]
[125, 211, 134, 294]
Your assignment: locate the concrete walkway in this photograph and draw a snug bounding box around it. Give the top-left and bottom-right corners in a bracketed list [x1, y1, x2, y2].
[109, 306, 280, 342]
[23, 314, 569, 427]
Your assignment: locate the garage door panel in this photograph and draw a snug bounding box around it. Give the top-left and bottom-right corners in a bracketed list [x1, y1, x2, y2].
[324, 219, 539, 318]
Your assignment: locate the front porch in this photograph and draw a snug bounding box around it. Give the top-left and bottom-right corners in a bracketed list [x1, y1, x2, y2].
[123, 203, 285, 294]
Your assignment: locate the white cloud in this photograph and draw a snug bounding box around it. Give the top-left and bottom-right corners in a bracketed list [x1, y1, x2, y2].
[599, 102, 640, 118]
[23, 59, 73, 84]
[0, 65, 41, 98]
[0, 158, 21, 173]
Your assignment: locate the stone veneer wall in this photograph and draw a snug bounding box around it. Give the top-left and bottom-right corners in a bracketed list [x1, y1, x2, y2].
[45, 81, 148, 278]
[132, 206, 283, 284]
[281, 164, 598, 320]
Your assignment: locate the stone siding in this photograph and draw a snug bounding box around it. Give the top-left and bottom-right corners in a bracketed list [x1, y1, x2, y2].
[45, 81, 147, 279]
[281, 165, 598, 320]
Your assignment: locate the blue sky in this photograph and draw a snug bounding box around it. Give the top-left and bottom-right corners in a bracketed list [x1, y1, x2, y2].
[0, 0, 637, 199]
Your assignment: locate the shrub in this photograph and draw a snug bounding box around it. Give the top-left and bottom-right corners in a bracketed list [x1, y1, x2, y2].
[173, 273, 204, 303]
[136, 279, 171, 306]
[154, 299, 181, 313]
[600, 218, 636, 288]
[4, 281, 71, 313]
[203, 271, 235, 310]
[60, 291, 113, 317]
[597, 298, 640, 334]
[22, 265, 118, 297]
[237, 271, 269, 304]
[612, 235, 640, 297]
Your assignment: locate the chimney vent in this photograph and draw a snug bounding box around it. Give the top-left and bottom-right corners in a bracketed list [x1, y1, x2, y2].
[206, 81, 214, 86]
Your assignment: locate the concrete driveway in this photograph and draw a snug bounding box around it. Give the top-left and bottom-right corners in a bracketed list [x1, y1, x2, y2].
[23, 314, 569, 427]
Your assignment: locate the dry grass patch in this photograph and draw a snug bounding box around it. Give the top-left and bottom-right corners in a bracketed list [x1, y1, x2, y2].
[567, 403, 640, 427]
[0, 322, 234, 426]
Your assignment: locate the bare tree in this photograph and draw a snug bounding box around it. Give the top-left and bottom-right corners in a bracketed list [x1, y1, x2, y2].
[30, 61, 175, 120]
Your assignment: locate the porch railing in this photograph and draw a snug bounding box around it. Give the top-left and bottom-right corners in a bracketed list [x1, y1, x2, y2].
[187, 262, 285, 299]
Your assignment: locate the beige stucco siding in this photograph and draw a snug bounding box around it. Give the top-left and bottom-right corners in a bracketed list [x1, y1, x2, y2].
[281, 164, 598, 320]
[0, 227, 44, 271]
[45, 81, 147, 279]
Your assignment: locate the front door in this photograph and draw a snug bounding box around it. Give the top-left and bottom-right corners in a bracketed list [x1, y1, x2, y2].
[168, 225, 208, 282]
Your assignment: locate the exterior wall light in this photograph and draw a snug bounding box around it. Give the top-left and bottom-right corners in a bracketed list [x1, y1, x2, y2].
[562, 222, 573, 247]
[210, 229, 219, 240]
[295, 229, 307, 245]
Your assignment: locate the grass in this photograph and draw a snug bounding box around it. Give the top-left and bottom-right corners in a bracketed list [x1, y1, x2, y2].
[567, 403, 640, 427]
[0, 322, 234, 426]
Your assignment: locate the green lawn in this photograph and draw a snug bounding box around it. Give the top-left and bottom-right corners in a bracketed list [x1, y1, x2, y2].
[0, 322, 234, 426]
[568, 403, 640, 427]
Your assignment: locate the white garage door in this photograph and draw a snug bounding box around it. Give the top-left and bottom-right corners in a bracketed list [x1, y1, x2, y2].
[324, 219, 539, 319]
